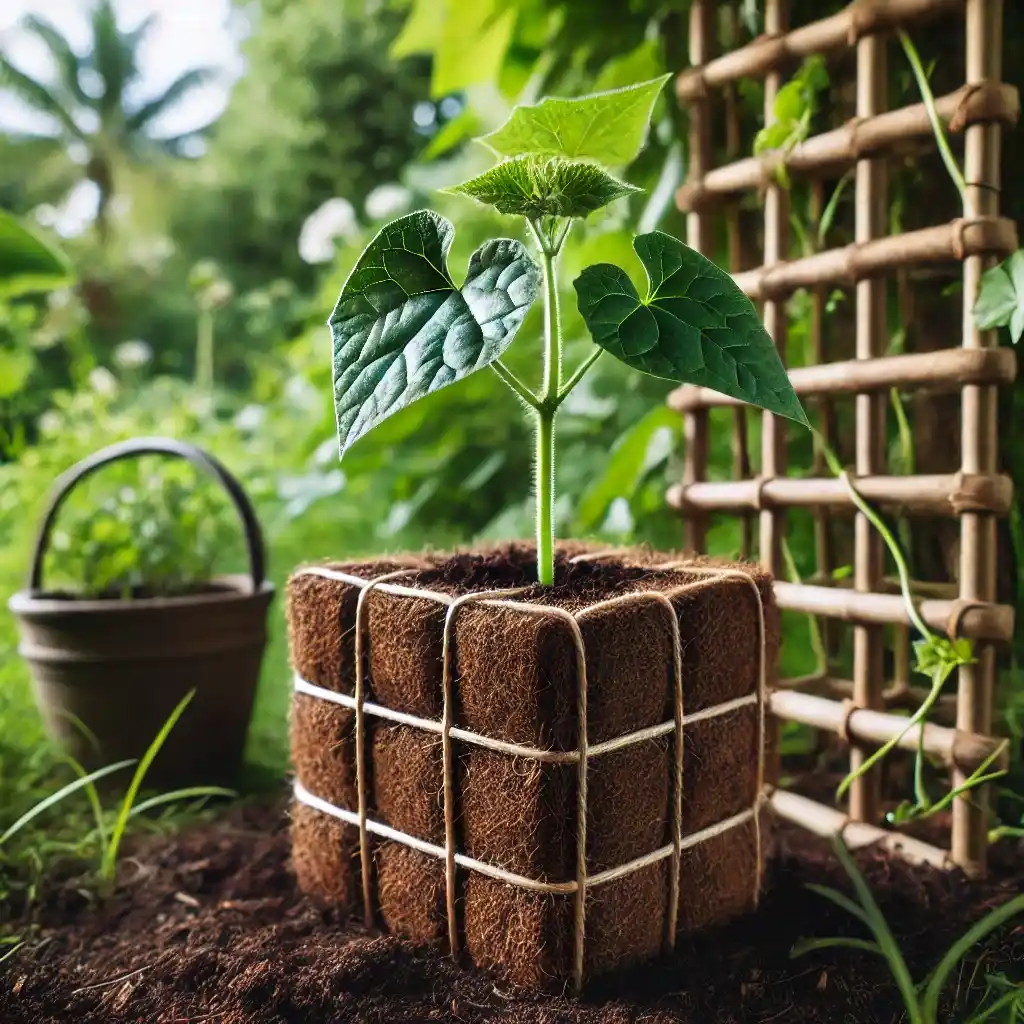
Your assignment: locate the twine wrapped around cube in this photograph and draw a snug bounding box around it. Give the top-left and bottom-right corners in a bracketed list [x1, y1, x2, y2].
[287, 547, 778, 992]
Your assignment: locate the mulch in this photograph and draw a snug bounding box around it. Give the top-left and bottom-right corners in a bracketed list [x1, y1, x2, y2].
[1, 796, 1021, 1024]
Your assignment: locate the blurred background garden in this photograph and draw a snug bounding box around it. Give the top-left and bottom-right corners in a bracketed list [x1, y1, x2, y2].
[1, 0, 1022, 882]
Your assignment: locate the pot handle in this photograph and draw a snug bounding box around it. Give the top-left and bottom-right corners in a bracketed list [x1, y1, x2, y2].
[27, 437, 266, 594]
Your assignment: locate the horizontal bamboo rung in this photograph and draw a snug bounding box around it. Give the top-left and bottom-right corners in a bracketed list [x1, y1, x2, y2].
[732, 218, 1017, 302]
[806, 576, 959, 600]
[772, 581, 1014, 642]
[678, 83, 1018, 210]
[769, 689, 1007, 773]
[666, 471, 1012, 517]
[676, 0, 963, 101]
[778, 674, 959, 719]
[669, 348, 1016, 411]
[769, 789, 954, 870]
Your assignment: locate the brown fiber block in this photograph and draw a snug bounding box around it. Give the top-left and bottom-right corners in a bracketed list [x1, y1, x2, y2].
[289, 692, 356, 810]
[288, 544, 777, 991]
[290, 800, 358, 910]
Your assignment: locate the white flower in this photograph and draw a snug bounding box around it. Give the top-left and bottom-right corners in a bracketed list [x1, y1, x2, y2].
[298, 198, 358, 264]
[365, 184, 412, 222]
[233, 403, 266, 432]
[38, 410, 61, 436]
[88, 366, 118, 397]
[113, 340, 153, 370]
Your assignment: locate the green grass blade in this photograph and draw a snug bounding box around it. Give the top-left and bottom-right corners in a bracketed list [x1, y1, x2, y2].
[100, 689, 196, 882]
[804, 883, 873, 928]
[0, 942, 23, 966]
[922, 895, 1024, 1022]
[964, 986, 1024, 1024]
[59, 753, 108, 854]
[0, 760, 135, 847]
[791, 936, 883, 958]
[127, 786, 236, 819]
[830, 836, 923, 1024]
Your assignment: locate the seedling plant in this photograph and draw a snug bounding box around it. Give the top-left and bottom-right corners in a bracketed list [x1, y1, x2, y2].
[328, 76, 809, 586]
[793, 834, 1024, 1023]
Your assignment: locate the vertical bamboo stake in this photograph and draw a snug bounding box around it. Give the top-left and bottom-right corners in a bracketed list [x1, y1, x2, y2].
[682, 0, 714, 554]
[809, 180, 835, 663]
[759, 0, 788, 580]
[849, 27, 888, 824]
[725, 5, 753, 560]
[954, 0, 1003, 879]
[760, 0, 788, 789]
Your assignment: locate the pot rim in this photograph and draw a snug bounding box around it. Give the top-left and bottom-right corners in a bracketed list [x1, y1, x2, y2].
[8, 573, 275, 617]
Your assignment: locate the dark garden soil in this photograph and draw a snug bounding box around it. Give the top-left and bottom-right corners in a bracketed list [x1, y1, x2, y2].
[2, 799, 1022, 1024]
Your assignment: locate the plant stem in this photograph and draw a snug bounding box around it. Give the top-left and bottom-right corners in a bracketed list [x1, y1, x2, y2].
[196, 309, 215, 390]
[535, 229, 562, 586]
[898, 30, 970, 214]
[491, 359, 538, 408]
[557, 347, 602, 403]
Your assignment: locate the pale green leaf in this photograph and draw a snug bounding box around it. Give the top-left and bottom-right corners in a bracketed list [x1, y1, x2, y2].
[594, 41, 664, 92]
[0, 208, 72, 298]
[330, 210, 541, 455]
[447, 155, 641, 219]
[0, 348, 33, 398]
[576, 404, 678, 529]
[974, 249, 1024, 343]
[390, 0, 439, 58]
[434, 1, 515, 99]
[573, 231, 809, 424]
[480, 74, 671, 166]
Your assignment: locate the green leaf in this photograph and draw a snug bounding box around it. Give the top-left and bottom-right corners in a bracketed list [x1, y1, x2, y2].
[593, 41, 664, 92]
[576, 404, 678, 530]
[330, 210, 541, 456]
[480, 74, 671, 166]
[447, 155, 641, 219]
[974, 250, 1024, 343]
[0, 208, 72, 298]
[573, 231, 809, 424]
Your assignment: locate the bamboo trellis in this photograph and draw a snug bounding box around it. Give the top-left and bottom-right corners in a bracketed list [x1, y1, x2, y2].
[671, 0, 1017, 877]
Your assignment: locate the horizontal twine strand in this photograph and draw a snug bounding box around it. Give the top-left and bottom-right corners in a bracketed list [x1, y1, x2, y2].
[292, 779, 765, 896]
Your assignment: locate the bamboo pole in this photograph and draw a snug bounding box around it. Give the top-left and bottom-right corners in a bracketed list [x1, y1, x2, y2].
[847, 22, 888, 825]
[667, 471, 1013, 517]
[953, 0, 1004, 880]
[680, 0, 714, 554]
[772, 581, 1014, 641]
[668, 347, 1016, 409]
[759, 0, 789, 790]
[776, 673, 960, 719]
[677, 0, 964, 101]
[677, 82, 1018, 209]
[725, 5, 753, 560]
[769, 789, 954, 870]
[769, 690, 1007, 773]
[731, 218, 1017, 302]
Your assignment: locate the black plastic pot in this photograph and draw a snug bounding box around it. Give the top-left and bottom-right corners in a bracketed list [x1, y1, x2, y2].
[8, 438, 274, 788]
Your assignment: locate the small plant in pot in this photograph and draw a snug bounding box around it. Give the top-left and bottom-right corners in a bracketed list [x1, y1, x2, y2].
[9, 438, 274, 789]
[287, 77, 808, 992]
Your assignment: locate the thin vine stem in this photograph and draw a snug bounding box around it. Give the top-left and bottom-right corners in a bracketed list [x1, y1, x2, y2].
[897, 30, 970, 213]
[491, 360, 539, 408]
[556, 347, 602, 404]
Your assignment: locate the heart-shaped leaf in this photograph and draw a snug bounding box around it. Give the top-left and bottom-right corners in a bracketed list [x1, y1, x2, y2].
[974, 249, 1024, 343]
[574, 231, 809, 424]
[448, 155, 640, 219]
[330, 210, 541, 456]
[480, 75, 671, 166]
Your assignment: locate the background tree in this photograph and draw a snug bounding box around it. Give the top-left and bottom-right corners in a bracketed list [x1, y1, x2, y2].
[0, 0, 216, 240]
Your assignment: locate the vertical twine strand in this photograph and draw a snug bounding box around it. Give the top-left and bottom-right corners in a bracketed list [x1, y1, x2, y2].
[353, 570, 417, 927]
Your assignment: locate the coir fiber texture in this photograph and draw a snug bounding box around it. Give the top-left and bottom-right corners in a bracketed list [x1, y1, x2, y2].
[287, 543, 779, 990]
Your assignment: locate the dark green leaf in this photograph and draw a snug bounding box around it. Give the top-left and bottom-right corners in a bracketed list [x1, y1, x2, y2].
[974, 250, 1024, 343]
[573, 231, 808, 424]
[480, 75, 670, 166]
[0, 208, 72, 298]
[448, 155, 640, 219]
[330, 210, 541, 456]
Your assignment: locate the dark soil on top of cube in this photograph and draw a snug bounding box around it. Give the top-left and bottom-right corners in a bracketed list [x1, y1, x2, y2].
[287, 543, 779, 991]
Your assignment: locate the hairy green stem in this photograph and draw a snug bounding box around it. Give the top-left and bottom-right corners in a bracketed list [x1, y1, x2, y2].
[557, 347, 602, 403]
[491, 359, 538, 408]
[534, 225, 563, 586]
[898, 30, 970, 214]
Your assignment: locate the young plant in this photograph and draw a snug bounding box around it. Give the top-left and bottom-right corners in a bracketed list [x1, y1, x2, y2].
[328, 77, 808, 584]
[793, 834, 1024, 1024]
